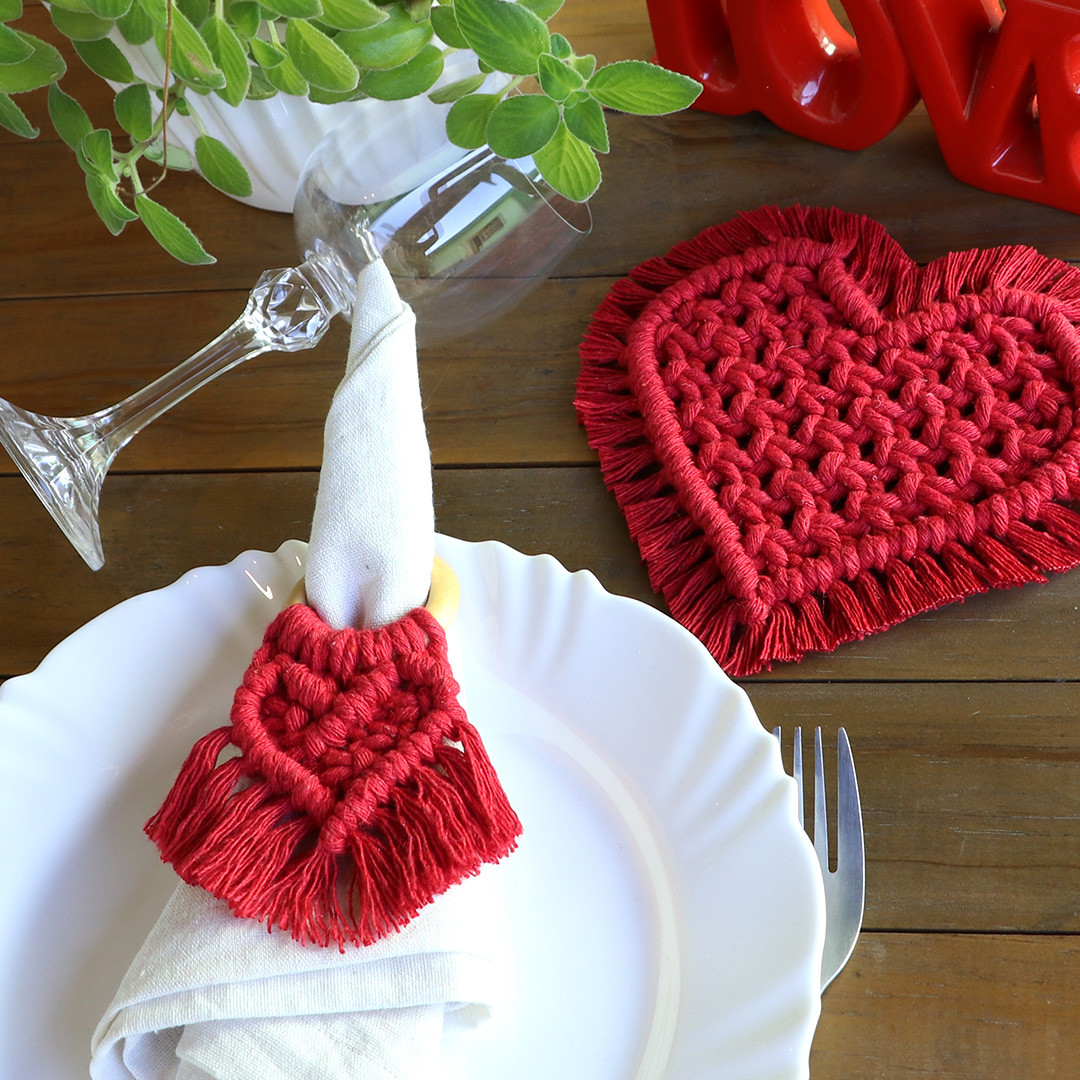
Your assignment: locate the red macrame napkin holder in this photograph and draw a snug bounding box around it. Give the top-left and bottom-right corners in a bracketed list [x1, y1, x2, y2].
[576, 204, 1080, 676]
[146, 565, 520, 948]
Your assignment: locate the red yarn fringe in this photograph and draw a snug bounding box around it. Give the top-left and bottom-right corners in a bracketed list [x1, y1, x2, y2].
[576, 204, 1080, 676]
[146, 605, 521, 948]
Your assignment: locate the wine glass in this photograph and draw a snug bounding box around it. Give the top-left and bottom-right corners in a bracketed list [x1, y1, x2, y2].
[0, 101, 591, 571]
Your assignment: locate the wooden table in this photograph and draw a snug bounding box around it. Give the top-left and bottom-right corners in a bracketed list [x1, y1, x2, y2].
[3, 2, 1079, 1076]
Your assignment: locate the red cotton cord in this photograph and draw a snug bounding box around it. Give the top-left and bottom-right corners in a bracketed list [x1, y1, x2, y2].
[576, 204, 1080, 675]
[146, 604, 521, 948]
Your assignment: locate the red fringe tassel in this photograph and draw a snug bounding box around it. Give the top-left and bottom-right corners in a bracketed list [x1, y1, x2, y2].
[576, 204, 1080, 676]
[146, 605, 521, 949]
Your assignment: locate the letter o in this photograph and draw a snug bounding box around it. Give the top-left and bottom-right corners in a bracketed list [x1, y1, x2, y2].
[727, 0, 920, 149]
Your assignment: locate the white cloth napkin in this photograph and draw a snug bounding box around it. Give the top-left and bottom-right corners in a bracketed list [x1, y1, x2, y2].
[306, 259, 434, 631]
[90, 259, 503, 1080]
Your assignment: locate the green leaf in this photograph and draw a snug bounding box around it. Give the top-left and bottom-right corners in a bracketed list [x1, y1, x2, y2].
[537, 51, 583, 101]
[200, 16, 250, 105]
[177, 0, 208, 21]
[48, 83, 93, 147]
[50, 3, 115, 40]
[586, 59, 702, 115]
[72, 36, 135, 83]
[307, 83, 363, 104]
[76, 127, 117, 177]
[225, 1, 261, 38]
[245, 65, 279, 98]
[532, 120, 599, 201]
[0, 91, 37, 138]
[176, 0, 209, 24]
[114, 81, 153, 140]
[116, 0, 154, 41]
[406, 0, 433, 22]
[445, 90, 498, 149]
[85, 172, 138, 234]
[144, 137, 194, 169]
[427, 71, 485, 105]
[336, 5, 432, 70]
[454, 0, 550, 76]
[485, 92, 558, 158]
[0, 32, 65, 94]
[134, 0, 168, 28]
[357, 42, 442, 99]
[563, 90, 608, 152]
[569, 52, 595, 80]
[83, 0, 131, 18]
[135, 193, 215, 264]
[160, 7, 225, 90]
[0, 23, 34, 64]
[194, 133, 253, 196]
[519, 0, 563, 19]
[260, 0, 322, 17]
[429, 4, 467, 48]
[319, 0, 387, 31]
[285, 19, 358, 91]
[262, 52, 309, 96]
[0, 0, 23, 22]
[548, 32, 571, 59]
[249, 37, 287, 69]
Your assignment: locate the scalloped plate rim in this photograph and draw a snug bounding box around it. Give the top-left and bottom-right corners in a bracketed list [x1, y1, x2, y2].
[0, 536, 824, 1080]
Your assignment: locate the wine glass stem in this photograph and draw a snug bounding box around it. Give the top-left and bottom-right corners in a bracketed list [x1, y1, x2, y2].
[88, 259, 346, 466]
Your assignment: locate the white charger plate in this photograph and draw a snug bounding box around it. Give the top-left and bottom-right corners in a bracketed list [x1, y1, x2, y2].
[0, 537, 824, 1080]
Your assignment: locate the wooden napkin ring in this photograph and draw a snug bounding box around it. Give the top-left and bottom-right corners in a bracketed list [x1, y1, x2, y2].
[286, 555, 460, 627]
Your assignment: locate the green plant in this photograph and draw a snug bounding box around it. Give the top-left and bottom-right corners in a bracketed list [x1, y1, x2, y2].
[0, 0, 700, 263]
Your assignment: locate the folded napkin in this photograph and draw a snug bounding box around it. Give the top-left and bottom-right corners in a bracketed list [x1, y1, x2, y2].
[91, 259, 515, 1080]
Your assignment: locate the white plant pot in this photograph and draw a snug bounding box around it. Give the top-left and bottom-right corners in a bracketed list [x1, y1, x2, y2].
[108, 35, 490, 213]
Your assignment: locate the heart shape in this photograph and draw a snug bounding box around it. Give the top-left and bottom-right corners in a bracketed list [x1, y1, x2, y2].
[577, 205, 1080, 675]
[146, 604, 521, 947]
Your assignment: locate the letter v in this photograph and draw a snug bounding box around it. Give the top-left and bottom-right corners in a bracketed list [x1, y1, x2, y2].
[887, 0, 1080, 211]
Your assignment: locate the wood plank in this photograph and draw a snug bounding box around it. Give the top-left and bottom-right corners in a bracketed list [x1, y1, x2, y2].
[5, 468, 1080, 683]
[814, 932, 1080, 1079]
[580, 108, 1080, 275]
[0, 466, 656, 676]
[14, 106, 1080, 300]
[549, 0, 657, 65]
[0, 277, 604, 470]
[750, 684, 1080, 933]
[0, 140, 298, 297]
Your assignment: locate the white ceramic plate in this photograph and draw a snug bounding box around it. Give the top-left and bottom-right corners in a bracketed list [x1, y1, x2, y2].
[0, 538, 824, 1080]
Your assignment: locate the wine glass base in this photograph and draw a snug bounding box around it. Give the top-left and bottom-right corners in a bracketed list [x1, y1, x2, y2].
[0, 399, 106, 571]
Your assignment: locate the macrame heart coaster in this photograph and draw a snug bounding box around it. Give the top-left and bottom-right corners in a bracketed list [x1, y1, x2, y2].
[145, 577, 521, 950]
[576, 204, 1080, 676]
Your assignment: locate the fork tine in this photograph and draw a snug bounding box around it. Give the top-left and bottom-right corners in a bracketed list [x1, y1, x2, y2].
[834, 727, 865, 884]
[813, 727, 829, 870]
[773, 725, 804, 826]
[820, 726, 865, 989]
[793, 726, 804, 828]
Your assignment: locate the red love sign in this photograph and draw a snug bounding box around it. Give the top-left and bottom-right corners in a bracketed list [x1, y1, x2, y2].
[645, 0, 1080, 215]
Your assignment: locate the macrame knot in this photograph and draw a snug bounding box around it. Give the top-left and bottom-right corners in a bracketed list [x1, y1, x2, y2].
[145, 604, 521, 949]
[577, 204, 1080, 675]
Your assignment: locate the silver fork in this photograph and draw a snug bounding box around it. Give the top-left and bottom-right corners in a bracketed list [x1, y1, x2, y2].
[773, 726, 865, 990]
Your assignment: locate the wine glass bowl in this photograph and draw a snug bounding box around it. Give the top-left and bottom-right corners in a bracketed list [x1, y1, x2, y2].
[293, 137, 592, 346]
[0, 103, 592, 570]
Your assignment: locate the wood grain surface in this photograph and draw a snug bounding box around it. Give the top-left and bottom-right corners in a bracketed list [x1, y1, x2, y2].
[3, 1, 1079, 1076]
